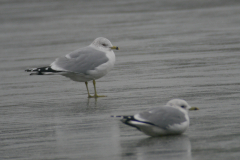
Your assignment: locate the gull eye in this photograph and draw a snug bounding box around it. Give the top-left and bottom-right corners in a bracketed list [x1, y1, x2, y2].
[181, 105, 185, 109]
[102, 43, 107, 47]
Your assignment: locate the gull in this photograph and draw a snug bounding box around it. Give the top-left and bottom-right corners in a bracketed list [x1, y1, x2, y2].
[25, 37, 119, 98]
[119, 99, 199, 136]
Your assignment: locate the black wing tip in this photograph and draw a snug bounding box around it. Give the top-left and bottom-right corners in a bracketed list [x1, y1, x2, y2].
[110, 115, 135, 124]
[120, 116, 142, 131]
[121, 116, 156, 131]
[24, 66, 62, 74]
[120, 116, 135, 123]
[25, 68, 37, 72]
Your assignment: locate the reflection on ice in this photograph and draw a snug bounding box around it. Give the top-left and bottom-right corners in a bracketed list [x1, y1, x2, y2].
[120, 135, 191, 160]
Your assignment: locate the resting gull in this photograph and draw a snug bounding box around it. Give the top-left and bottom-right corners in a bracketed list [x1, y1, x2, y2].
[118, 99, 199, 136]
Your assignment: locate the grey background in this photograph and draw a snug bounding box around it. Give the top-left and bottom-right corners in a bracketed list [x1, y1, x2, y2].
[1, 0, 240, 160]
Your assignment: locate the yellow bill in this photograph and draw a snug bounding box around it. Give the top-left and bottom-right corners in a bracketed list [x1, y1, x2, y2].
[110, 46, 119, 50]
[189, 107, 199, 110]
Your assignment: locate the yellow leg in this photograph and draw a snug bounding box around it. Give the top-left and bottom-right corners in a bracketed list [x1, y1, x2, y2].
[93, 80, 106, 98]
[85, 82, 94, 98]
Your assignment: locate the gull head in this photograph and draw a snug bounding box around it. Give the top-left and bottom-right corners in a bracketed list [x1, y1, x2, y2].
[90, 37, 119, 51]
[166, 99, 199, 113]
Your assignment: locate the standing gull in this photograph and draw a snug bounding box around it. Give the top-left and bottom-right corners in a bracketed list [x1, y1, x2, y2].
[25, 37, 119, 98]
[119, 99, 199, 136]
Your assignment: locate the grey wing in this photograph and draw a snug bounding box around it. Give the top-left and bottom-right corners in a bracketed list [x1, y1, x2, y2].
[51, 46, 109, 74]
[135, 106, 187, 129]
